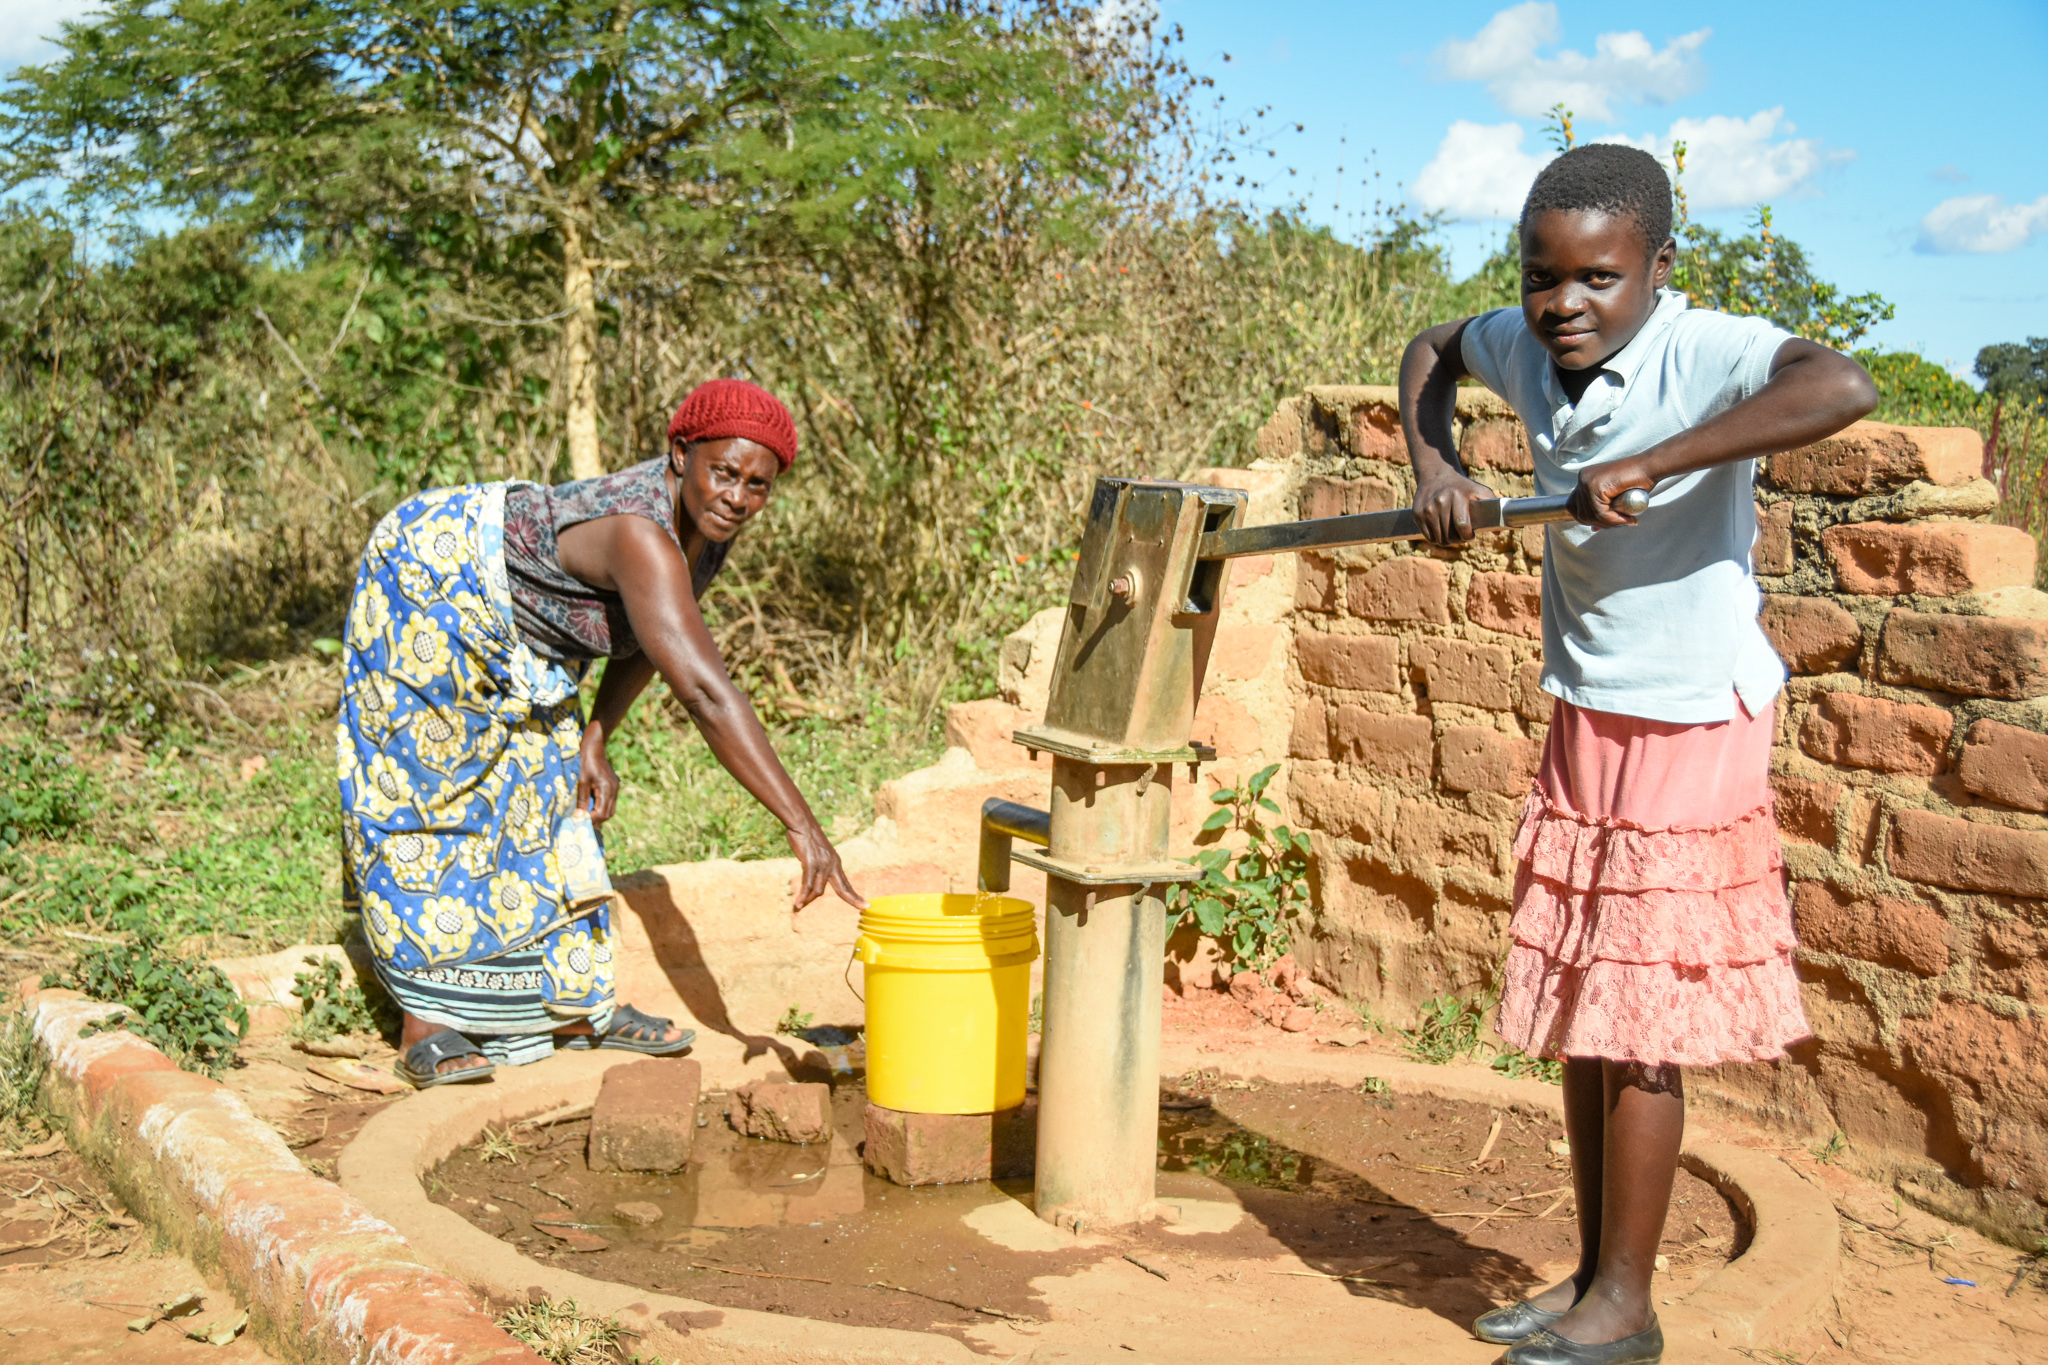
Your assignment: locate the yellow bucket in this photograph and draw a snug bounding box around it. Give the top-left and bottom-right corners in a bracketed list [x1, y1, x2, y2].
[855, 893, 1038, 1115]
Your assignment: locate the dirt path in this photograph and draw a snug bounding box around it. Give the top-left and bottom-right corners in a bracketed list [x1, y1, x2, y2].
[0, 1140, 275, 1363]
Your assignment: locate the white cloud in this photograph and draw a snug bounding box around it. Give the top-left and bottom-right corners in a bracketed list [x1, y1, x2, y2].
[1413, 120, 1552, 220]
[0, 0, 97, 67]
[1606, 109, 1841, 211]
[1437, 2, 1710, 122]
[1916, 194, 2048, 254]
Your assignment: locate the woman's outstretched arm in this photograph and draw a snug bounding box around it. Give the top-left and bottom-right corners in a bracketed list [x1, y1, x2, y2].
[1570, 339, 1879, 525]
[559, 515, 865, 911]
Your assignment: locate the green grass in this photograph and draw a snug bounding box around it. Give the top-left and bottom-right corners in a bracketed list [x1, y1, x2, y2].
[0, 660, 940, 965]
[0, 721, 344, 953]
[596, 680, 942, 871]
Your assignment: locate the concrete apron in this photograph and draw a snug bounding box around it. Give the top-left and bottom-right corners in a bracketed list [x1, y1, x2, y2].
[25, 979, 1839, 1365]
[338, 1040, 1841, 1365]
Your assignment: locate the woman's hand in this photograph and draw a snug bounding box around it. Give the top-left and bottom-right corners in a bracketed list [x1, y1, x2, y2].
[786, 822, 867, 912]
[1414, 470, 1498, 545]
[576, 728, 621, 826]
[1568, 457, 1654, 528]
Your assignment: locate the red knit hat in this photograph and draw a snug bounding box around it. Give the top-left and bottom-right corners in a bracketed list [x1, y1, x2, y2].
[667, 379, 798, 472]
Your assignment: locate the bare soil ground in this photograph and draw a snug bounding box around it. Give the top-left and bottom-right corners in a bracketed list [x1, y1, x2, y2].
[0, 1140, 274, 1363]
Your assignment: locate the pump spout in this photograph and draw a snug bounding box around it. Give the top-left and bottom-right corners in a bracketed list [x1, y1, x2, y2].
[978, 799, 1050, 894]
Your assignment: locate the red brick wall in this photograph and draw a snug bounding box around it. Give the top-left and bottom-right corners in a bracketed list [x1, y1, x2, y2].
[1263, 385, 2048, 1241]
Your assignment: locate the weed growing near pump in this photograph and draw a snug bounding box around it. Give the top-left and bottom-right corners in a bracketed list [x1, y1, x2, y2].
[44, 931, 249, 1077]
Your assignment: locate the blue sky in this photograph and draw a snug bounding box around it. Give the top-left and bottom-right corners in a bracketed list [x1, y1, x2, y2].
[1160, 0, 2048, 376]
[8, 2, 2043, 375]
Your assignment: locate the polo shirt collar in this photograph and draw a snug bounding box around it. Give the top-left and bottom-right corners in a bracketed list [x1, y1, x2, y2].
[1544, 288, 1689, 438]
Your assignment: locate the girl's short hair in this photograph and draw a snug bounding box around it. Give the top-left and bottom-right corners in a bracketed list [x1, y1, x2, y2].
[1521, 144, 1674, 257]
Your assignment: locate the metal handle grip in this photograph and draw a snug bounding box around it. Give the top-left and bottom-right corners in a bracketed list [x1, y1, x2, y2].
[1196, 486, 1652, 560]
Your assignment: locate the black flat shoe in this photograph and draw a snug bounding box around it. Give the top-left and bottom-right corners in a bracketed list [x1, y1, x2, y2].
[1504, 1319, 1664, 1365]
[1474, 1300, 1566, 1345]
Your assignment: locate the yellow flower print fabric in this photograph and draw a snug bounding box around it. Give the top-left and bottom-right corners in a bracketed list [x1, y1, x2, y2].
[337, 483, 615, 1016]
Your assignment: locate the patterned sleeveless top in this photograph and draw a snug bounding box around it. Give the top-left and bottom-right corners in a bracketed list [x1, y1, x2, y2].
[501, 457, 731, 664]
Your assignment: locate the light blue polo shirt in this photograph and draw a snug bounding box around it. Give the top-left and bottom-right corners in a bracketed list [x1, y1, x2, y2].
[1461, 289, 1794, 724]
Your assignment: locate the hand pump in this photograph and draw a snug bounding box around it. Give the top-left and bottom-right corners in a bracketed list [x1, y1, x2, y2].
[978, 481, 1648, 1230]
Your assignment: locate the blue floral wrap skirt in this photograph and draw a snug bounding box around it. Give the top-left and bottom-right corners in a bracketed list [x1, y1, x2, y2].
[337, 482, 616, 1061]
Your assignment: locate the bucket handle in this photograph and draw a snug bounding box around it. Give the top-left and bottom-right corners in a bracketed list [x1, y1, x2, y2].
[843, 950, 864, 1005]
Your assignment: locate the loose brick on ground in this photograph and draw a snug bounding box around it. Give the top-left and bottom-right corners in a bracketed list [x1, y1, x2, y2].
[1888, 809, 2048, 898]
[1761, 596, 1862, 675]
[1958, 719, 2048, 812]
[1798, 690, 1953, 775]
[589, 1058, 701, 1172]
[1348, 555, 1450, 624]
[1879, 610, 2048, 699]
[862, 1100, 1036, 1185]
[1822, 521, 2036, 596]
[730, 1078, 831, 1144]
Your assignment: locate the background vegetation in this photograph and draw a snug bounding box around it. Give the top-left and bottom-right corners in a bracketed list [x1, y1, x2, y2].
[0, 2, 2035, 975]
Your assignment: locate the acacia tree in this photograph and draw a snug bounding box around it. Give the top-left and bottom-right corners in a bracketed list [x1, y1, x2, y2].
[3, 1, 851, 478]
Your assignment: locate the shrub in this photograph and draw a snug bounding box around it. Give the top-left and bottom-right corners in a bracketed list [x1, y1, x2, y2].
[43, 931, 249, 1077]
[1170, 763, 1312, 971]
[0, 733, 96, 844]
[289, 954, 395, 1042]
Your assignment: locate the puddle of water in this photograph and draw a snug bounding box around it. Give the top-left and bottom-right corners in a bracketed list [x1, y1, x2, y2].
[493, 1090, 1333, 1249]
[1158, 1106, 1317, 1191]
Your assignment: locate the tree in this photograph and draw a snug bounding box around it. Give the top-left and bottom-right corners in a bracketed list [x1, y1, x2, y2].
[1975, 337, 2048, 491]
[3, 1, 857, 479]
[5, 1, 1139, 482]
[1672, 208, 1893, 349]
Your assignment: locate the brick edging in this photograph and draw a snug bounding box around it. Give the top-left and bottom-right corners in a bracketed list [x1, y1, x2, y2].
[27, 988, 545, 1365]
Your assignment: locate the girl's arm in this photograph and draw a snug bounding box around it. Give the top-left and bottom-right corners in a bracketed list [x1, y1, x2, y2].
[1400, 317, 1498, 544]
[1571, 338, 1879, 526]
[557, 515, 866, 911]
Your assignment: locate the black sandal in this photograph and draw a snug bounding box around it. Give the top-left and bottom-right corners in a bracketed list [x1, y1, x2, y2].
[562, 1003, 695, 1055]
[395, 1029, 497, 1089]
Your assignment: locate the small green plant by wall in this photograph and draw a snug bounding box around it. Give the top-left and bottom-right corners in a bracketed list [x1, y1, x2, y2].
[42, 929, 248, 1077]
[1169, 763, 1313, 972]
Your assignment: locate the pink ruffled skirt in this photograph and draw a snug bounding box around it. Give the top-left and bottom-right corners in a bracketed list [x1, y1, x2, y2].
[1496, 696, 1811, 1067]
